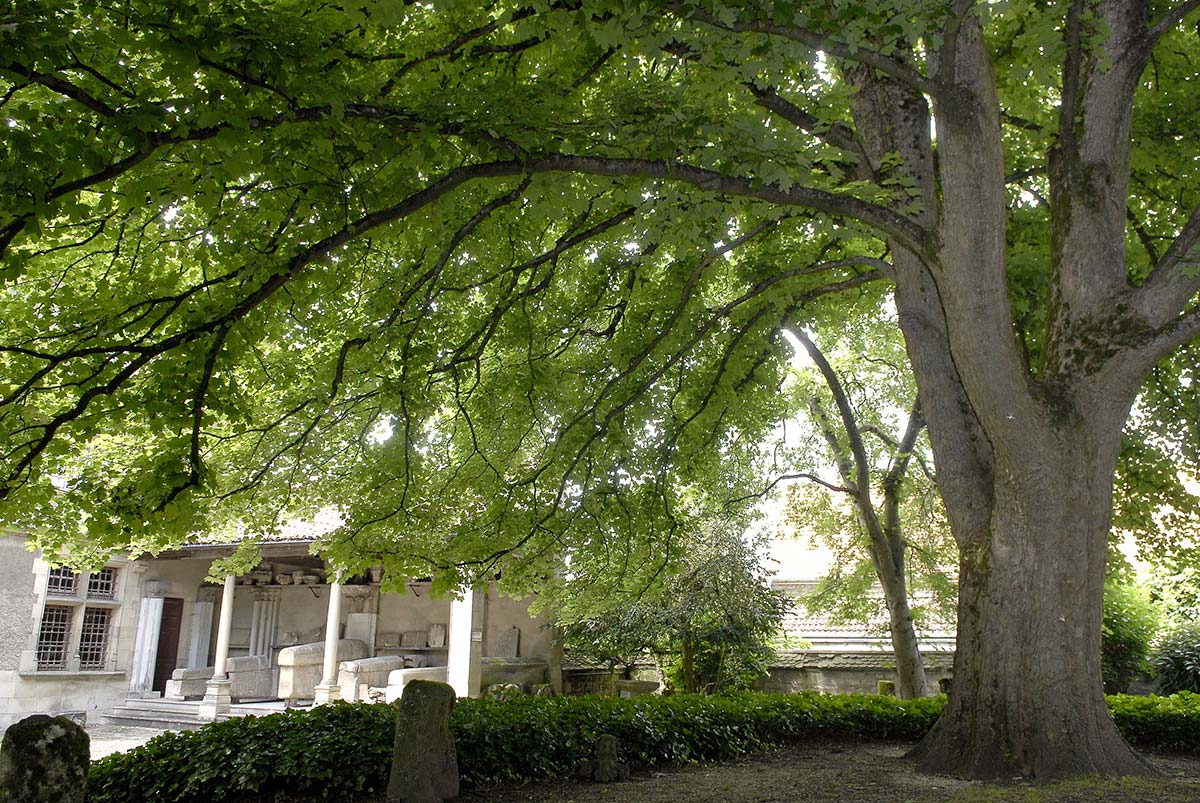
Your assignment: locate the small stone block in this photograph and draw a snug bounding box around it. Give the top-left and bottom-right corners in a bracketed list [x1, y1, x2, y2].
[485, 683, 522, 701]
[401, 630, 428, 648]
[493, 626, 520, 660]
[578, 733, 630, 783]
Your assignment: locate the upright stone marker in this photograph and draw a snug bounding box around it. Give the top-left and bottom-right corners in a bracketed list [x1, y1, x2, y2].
[0, 714, 89, 803]
[577, 733, 630, 782]
[386, 680, 459, 803]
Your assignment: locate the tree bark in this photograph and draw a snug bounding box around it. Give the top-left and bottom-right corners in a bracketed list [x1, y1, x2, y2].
[841, 7, 1162, 776]
[909, 416, 1148, 778]
[680, 635, 696, 694]
[873, 548, 927, 700]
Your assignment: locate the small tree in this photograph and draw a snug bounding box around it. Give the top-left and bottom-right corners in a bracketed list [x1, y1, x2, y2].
[774, 305, 955, 699]
[554, 521, 791, 693]
[1100, 581, 1158, 694]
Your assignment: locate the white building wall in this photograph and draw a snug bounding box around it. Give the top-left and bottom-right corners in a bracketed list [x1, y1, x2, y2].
[485, 586, 552, 660]
[0, 534, 139, 731]
[1, 536, 558, 731]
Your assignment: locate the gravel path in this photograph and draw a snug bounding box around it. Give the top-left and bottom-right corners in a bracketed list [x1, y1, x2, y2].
[86, 723, 181, 759]
[458, 741, 1200, 803]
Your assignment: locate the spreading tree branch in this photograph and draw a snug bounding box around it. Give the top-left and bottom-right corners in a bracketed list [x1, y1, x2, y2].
[682, 8, 938, 95]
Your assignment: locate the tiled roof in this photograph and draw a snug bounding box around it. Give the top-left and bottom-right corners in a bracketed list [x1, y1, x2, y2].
[182, 509, 343, 547]
[773, 579, 956, 647]
[769, 649, 954, 671]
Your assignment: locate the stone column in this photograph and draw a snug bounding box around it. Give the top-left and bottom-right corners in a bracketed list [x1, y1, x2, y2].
[128, 580, 168, 696]
[447, 586, 484, 698]
[547, 624, 565, 695]
[313, 573, 342, 704]
[342, 585, 378, 656]
[199, 574, 236, 721]
[248, 588, 280, 656]
[187, 588, 219, 669]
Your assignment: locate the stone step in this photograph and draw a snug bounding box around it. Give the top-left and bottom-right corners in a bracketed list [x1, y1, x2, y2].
[100, 697, 295, 729]
[229, 703, 296, 717]
[111, 698, 203, 715]
[100, 707, 204, 730]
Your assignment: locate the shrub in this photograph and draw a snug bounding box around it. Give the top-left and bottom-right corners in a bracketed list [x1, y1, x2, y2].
[1153, 623, 1200, 695]
[452, 691, 942, 787]
[1107, 691, 1200, 753]
[87, 692, 938, 802]
[87, 691, 1200, 802]
[1101, 582, 1158, 693]
[87, 703, 395, 803]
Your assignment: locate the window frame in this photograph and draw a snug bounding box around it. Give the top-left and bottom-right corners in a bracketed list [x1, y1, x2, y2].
[27, 560, 127, 675]
[77, 606, 113, 670]
[46, 566, 80, 596]
[34, 604, 74, 671]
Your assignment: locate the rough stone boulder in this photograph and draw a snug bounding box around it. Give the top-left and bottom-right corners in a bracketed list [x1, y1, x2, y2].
[386, 679, 459, 803]
[0, 714, 90, 803]
[577, 733, 630, 783]
[484, 682, 522, 701]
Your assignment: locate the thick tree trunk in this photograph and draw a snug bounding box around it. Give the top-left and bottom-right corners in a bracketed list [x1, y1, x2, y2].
[909, 421, 1148, 779]
[844, 6, 1168, 779]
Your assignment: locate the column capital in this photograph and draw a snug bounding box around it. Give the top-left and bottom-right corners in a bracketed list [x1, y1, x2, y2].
[341, 585, 374, 613]
[142, 579, 168, 598]
[197, 586, 222, 603]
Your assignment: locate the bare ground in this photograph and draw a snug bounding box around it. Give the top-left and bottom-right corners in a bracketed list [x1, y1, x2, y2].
[458, 741, 1200, 803]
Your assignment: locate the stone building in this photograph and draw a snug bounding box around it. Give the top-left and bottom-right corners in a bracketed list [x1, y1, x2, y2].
[764, 534, 956, 696]
[0, 529, 557, 731]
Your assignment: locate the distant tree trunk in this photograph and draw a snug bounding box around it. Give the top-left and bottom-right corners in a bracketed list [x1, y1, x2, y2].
[872, 546, 927, 700]
[680, 634, 696, 693]
[798, 334, 929, 699]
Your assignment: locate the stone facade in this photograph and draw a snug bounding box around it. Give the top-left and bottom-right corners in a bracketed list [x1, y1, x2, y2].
[1, 530, 556, 731]
[0, 535, 140, 731]
[757, 650, 955, 696]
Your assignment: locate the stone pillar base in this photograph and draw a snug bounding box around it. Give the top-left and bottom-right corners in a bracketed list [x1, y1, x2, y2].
[198, 678, 231, 722]
[313, 683, 340, 705]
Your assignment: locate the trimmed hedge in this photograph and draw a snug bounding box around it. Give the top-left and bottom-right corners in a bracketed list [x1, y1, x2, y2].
[1108, 690, 1200, 753]
[453, 691, 941, 787]
[86, 691, 1200, 803]
[87, 702, 395, 802]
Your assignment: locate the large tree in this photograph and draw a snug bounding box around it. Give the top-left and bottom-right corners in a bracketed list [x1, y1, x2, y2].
[2, 0, 1199, 781]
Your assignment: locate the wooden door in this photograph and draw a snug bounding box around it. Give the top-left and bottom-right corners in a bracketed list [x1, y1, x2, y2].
[152, 597, 184, 693]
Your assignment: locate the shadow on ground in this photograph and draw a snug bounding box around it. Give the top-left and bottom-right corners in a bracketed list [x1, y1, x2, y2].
[457, 740, 1200, 803]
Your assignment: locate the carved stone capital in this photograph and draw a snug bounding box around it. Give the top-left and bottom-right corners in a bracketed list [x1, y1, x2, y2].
[341, 584, 376, 613]
[142, 579, 168, 598]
